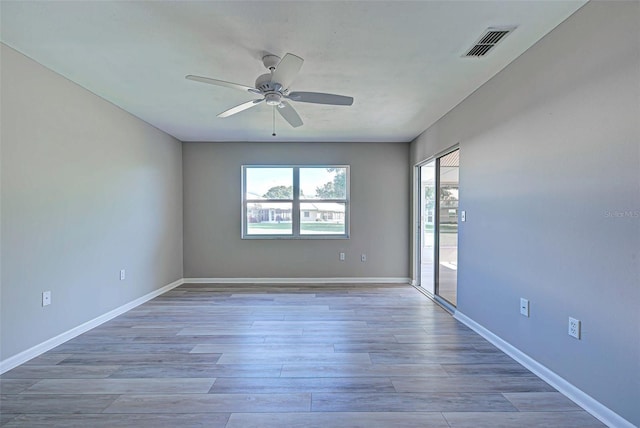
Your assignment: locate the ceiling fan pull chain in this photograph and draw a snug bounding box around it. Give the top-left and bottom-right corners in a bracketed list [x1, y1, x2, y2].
[272, 106, 276, 137]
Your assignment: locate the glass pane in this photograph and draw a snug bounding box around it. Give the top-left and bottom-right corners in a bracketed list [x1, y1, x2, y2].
[246, 202, 292, 235]
[437, 149, 459, 306]
[246, 167, 293, 200]
[300, 167, 347, 199]
[420, 160, 436, 294]
[300, 202, 346, 235]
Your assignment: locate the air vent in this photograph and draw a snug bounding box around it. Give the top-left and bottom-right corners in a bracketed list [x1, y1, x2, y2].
[464, 26, 516, 57]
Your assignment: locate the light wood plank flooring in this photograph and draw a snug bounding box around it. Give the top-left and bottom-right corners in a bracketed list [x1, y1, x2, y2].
[1, 284, 605, 427]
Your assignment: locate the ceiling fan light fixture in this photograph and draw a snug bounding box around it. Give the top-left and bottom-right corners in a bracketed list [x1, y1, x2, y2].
[265, 93, 281, 106]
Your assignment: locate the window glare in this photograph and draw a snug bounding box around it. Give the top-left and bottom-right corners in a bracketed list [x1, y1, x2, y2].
[300, 167, 347, 199]
[246, 168, 293, 199]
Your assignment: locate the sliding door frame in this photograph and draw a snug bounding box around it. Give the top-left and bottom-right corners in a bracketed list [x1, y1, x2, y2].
[413, 144, 459, 312]
[414, 159, 434, 294]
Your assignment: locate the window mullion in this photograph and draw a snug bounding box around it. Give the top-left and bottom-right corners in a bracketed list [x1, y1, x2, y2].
[292, 167, 300, 237]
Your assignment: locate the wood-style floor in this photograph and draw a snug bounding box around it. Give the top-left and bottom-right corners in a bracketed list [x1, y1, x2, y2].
[1, 284, 605, 427]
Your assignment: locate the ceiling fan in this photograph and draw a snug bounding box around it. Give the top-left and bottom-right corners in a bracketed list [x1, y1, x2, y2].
[186, 53, 354, 130]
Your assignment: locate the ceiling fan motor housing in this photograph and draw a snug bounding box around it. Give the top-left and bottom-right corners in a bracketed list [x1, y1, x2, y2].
[255, 73, 285, 106]
[255, 73, 283, 93]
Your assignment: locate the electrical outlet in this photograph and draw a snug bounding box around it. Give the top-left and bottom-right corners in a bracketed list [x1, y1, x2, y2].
[520, 298, 529, 317]
[120, 269, 126, 281]
[361, 254, 367, 262]
[461, 210, 466, 222]
[339, 252, 345, 261]
[42, 291, 51, 307]
[569, 317, 581, 339]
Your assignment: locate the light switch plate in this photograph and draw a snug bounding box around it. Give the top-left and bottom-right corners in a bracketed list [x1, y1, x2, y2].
[520, 298, 529, 317]
[42, 291, 51, 307]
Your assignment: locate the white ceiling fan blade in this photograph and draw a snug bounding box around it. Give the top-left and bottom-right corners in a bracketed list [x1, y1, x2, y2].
[186, 75, 260, 94]
[272, 53, 304, 90]
[277, 101, 303, 128]
[287, 92, 354, 106]
[218, 99, 264, 118]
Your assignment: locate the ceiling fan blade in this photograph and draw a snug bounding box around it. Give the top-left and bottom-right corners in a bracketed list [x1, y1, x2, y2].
[287, 91, 354, 106]
[186, 75, 259, 94]
[272, 53, 304, 89]
[218, 99, 264, 118]
[277, 101, 303, 128]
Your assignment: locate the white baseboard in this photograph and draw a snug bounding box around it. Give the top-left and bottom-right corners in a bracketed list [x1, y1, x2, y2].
[454, 311, 635, 428]
[0, 278, 184, 374]
[184, 277, 411, 285]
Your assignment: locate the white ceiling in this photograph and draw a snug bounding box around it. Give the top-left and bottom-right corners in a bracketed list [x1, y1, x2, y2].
[1, 1, 586, 143]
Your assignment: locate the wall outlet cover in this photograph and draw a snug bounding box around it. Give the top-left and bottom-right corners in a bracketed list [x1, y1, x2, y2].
[569, 317, 581, 339]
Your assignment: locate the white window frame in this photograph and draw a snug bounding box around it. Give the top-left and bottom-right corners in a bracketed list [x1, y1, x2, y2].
[242, 165, 350, 239]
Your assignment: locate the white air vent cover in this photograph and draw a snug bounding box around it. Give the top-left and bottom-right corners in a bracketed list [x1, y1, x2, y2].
[464, 26, 516, 57]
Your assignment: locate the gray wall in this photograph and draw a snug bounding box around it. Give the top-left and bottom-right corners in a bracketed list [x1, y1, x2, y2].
[0, 45, 183, 361]
[183, 142, 409, 279]
[410, 2, 639, 425]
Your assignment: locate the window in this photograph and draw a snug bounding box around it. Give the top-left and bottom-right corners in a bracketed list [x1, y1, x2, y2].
[242, 165, 349, 239]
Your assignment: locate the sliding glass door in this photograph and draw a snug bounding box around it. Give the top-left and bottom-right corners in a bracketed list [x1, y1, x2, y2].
[417, 148, 459, 307]
[436, 149, 459, 306]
